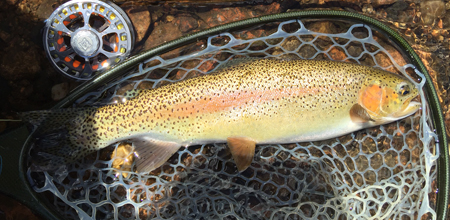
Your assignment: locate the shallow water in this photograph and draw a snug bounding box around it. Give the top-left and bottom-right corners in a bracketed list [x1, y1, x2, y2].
[0, 0, 449, 219]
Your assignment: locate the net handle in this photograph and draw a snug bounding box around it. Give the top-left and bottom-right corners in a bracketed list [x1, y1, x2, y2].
[0, 126, 61, 220]
[0, 10, 447, 220]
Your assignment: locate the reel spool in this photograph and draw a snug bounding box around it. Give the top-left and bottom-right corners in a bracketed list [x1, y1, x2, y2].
[43, 0, 135, 80]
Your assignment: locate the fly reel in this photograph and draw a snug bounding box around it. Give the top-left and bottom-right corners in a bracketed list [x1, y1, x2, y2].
[43, 0, 135, 80]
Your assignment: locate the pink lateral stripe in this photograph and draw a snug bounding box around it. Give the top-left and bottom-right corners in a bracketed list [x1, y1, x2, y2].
[164, 86, 334, 118]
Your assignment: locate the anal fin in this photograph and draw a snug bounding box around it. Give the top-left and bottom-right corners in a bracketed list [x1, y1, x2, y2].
[132, 137, 181, 173]
[227, 137, 256, 172]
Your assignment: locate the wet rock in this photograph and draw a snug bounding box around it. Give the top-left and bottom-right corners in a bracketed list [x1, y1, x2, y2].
[442, 14, 450, 29]
[397, 9, 413, 24]
[386, 0, 408, 20]
[298, 44, 317, 59]
[295, 0, 398, 7]
[166, 15, 175, 22]
[0, 46, 40, 81]
[126, 7, 151, 43]
[375, 8, 388, 19]
[115, 83, 135, 96]
[328, 47, 346, 61]
[347, 44, 364, 57]
[35, 0, 56, 20]
[431, 29, 440, 39]
[384, 46, 407, 67]
[136, 81, 154, 90]
[388, 0, 408, 11]
[420, 0, 445, 26]
[0, 30, 10, 42]
[362, 4, 374, 14]
[6, 0, 21, 5]
[295, 0, 328, 5]
[197, 60, 217, 73]
[0, 193, 43, 220]
[235, 29, 266, 40]
[370, 0, 398, 6]
[175, 16, 198, 33]
[144, 20, 182, 51]
[203, 7, 250, 26]
[253, 2, 282, 17]
[51, 82, 69, 101]
[10, 80, 33, 100]
[197, 2, 282, 30]
[307, 21, 337, 34]
[446, 111, 450, 136]
[151, 7, 165, 22]
[281, 37, 301, 51]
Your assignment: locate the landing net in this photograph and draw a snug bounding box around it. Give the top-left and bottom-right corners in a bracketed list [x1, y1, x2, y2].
[28, 19, 439, 219]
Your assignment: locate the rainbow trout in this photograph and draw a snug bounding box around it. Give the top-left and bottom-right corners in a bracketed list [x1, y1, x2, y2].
[23, 59, 420, 172]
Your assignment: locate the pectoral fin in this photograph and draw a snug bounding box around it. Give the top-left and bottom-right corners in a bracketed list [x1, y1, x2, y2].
[132, 137, 181, 173]
[350, 103, 374, 123]
[227, 137, 256, 172]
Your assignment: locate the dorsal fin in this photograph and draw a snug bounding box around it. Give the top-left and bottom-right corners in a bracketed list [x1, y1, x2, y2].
[215, 57, 261, 72]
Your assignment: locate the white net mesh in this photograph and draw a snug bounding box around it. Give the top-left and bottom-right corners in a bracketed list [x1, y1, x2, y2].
[27, 19, 439, 220]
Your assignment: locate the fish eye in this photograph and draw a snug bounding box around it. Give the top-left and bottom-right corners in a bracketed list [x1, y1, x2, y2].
[398, 84, 410, 96]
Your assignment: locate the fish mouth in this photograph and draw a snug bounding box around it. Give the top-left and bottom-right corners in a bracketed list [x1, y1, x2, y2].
[396, 100, 421, 118]
[379, 100, 420, 124]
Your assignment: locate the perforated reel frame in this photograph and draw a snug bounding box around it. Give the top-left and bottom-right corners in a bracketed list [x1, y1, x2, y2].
[42, 0, 135, 80]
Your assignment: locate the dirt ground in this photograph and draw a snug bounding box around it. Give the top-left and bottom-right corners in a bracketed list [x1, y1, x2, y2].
[0, 0, 449, 219]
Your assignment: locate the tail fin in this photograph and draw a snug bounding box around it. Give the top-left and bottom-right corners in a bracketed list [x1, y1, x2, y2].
[20, 108, 85, 134]
[20, 108, 98, 171]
